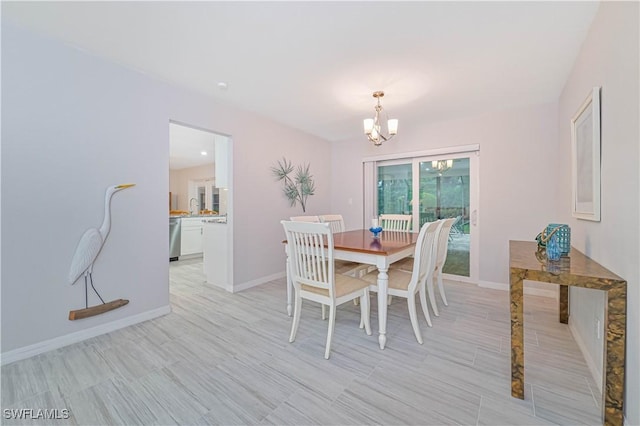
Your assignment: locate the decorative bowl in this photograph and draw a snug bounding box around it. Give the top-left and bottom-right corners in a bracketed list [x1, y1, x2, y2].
[369, 226, 383, 237]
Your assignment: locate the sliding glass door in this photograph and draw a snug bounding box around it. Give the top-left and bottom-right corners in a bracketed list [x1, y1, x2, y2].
[417, 158, 470, 277]
[377, 163, 413, 216]
[373, 151, 478, 281]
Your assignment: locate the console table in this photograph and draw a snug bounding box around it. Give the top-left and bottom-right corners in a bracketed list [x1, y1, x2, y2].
[509, 240, 626, 426]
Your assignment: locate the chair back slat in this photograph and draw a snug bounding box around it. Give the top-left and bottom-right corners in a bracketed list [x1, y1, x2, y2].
[408, 220, 442, 292]
[282, 221, 334, 296]
[319, 214, 345, 233]
[290, 215, 320, 223]
[436, 218, 457, 268]
[380, 214, 412, 231]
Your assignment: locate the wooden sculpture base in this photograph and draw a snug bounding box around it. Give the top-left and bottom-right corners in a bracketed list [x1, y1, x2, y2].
[69, 299, 129, 320]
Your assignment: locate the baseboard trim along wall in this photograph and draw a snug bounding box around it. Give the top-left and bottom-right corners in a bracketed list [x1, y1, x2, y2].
[0, 304, 172, 366]
[478, 280, 558, 299]
[568, 316, 603, 395]
[234, 271, 286, 293]
[478, 280, 509, 291]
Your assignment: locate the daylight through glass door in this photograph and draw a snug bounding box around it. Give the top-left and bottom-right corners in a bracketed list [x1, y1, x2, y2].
[376, 157, 472, 278]
[418, 158, 470, 277]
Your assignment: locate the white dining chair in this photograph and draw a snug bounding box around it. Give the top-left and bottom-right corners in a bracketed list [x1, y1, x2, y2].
[319, 214, 370, 313]
[319, 214, 369, 274]
[282, 220, 371, 359]
[319, 214, 344, 233]
[431, 217, 457, 311]
[380, 214, 412, 231]
[378, 214, 412, 305]
[361, 220, 441, 344]
[290, 215, 320, 223]
[391, 218, 455, 317]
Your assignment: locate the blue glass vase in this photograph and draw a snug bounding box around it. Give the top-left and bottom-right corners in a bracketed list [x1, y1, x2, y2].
[369, 227, 382, 238]
[547, 234, 561, 261]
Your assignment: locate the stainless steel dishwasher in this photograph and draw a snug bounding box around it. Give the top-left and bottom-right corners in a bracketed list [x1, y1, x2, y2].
[169, 217, 181, 261]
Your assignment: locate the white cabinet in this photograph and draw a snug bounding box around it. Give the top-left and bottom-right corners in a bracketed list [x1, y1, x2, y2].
[203, 222, 229, 290]
[180, 218, 203, 256]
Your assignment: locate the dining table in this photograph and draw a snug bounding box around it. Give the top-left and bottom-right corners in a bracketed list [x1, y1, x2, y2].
[284, 229, 419, 349]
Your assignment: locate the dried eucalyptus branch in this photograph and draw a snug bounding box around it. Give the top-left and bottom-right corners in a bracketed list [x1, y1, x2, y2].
[271, 157, 315, 212]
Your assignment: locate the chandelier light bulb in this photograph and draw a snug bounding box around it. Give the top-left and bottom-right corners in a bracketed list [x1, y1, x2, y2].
[364, 118, 374, 135]
[388, 119, 398, 135]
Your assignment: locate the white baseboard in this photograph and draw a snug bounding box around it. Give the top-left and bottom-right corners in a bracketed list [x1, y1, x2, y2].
[568, 316, 603, 395]
[523, 286, 558, 299]
[478, 280, 508, 291]
[206, 280, 234, 293]
[234, 271, 286, 293]
[0, 305, 171, 366]
[477, 280, 558, 299]
[442, 273, 477, 285]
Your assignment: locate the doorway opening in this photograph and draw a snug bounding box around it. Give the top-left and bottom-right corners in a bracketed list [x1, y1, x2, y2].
[169, 121, 231, 295]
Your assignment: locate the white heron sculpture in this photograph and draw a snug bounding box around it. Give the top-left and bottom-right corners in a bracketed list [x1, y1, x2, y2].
[68, 183, 135, 320]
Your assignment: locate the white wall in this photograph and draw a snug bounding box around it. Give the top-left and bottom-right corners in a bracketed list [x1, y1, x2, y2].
[556, 2, 639, 423]
[169, 163, 215, 212]
[2, 21, 169, 356]
[1, 22, 332, 357]
[331, 102, 559, 286]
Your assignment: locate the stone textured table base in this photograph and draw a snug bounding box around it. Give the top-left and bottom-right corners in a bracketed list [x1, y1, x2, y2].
[509, 241, 626, 426]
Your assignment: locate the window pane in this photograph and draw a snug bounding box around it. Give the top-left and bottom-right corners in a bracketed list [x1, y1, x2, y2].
[211, 187, 220, 212]
[377, 163, 412, 215]
[198, 186, 206, 211]
[419, 158, 470, 277]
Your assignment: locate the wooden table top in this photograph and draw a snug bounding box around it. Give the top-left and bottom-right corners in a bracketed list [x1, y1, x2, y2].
[509, 240, 625, 283]
[332, 229, 418, 256]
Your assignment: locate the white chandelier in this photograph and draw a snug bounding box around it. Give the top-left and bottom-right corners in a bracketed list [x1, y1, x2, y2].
[432, 159, 453, 174]
[363, 91, 398, 146]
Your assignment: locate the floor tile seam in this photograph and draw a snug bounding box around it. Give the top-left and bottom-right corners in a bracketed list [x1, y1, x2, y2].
[0, 387, 65, 411]
[134, 368, 209, 425]
[530, 383, 537, 419]
[475, 394, 483, 426]
[160, 362, 233, 414]
[259, 357, 357, 400]
[583, 375, 600, 408]
[528, 380, 600, 406]
[212, 363, 296, 414]
[64, 379, 138, 426]
[333, 384, 441, 425]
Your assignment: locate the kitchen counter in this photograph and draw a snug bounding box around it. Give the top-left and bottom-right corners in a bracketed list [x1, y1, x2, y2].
[169, 214, 227, 222]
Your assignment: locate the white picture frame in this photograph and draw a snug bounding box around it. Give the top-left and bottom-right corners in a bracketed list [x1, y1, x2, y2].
[571, 87, 601, 221]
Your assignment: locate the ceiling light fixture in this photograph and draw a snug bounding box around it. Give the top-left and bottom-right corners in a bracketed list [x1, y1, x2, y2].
[201, 151, 208, 156]
[431, 159, 453, 174]
[363, 91, 398, 146]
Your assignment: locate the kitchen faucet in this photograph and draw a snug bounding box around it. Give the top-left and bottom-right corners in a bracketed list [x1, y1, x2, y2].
[189, 197, 199, 215]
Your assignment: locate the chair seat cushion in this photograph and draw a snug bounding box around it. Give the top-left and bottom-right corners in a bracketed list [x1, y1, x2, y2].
[301, 274, 369, 298]
[362, 269, 412, 291]
[391, 257, 414, 272]
[335, 259, 369, 277]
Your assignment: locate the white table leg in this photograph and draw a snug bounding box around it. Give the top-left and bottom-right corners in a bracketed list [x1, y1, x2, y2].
[377, 266, 389, 349]
[285, 244, 292, 316]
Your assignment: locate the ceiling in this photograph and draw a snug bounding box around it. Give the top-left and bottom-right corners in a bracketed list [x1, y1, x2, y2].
[2, 1, 600, 143]
[170, 122, 222, 170]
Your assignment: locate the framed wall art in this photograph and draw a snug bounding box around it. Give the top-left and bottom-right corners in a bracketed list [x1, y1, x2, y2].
[571, 87, 601, 221]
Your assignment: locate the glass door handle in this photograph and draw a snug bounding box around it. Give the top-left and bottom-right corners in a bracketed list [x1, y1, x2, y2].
[471, 210, 478, 226]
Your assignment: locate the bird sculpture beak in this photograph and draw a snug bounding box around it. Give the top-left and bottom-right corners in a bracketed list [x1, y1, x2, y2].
[115, 183, 136, 189]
